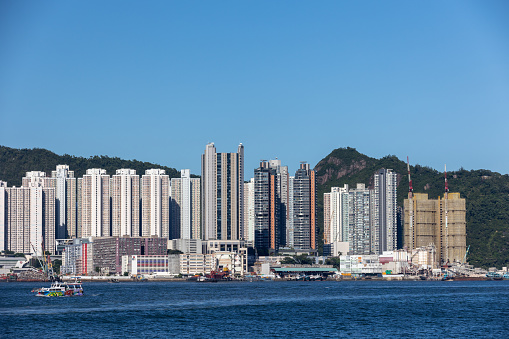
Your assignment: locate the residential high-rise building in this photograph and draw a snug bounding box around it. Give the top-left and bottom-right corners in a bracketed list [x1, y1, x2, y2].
[287, 176, 294, 248]
[2, 183, 55, 256]
[22, 171, 53, 188]
[404, 193, 466, 264]
[21, 172, 56, 255]
[254, 161, 279, 254]
[243, 178, 255, 242]
[292, 163, 316, 250]
[141, 169, 170, 238]
[348, 183, 372, 255]
[0, 181, 7, 252]
[372, 169, 398, 254]
[201, 143, 244, 241]
[277, 164, 291, 247]
[324, 184, 349, 245]
[79, 169, 110, 238]
[111, 169, 140, 237]
[171, 169, 201, 239]
[50, 165, 77, 239]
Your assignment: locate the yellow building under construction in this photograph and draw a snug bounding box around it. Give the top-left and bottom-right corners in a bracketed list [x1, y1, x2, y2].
[404, 193, 466, 265]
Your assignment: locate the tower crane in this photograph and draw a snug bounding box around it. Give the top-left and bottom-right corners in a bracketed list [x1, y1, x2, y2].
[407, 157, 414, 250]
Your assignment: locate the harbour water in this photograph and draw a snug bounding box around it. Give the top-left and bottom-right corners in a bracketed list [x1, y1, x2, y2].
[1, 280, 509, 338]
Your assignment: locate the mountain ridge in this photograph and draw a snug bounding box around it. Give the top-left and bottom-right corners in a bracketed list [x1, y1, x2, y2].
[1, 145, 508, 268]
[0, 145, 185, 187]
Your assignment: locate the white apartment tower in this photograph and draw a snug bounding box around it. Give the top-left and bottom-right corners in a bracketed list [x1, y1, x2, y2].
[171, 169, 201, 240]
[142, 169, 170, 238]
[1, 173, 55, 256]
[243, 178, 255, 242]
[0, 181, 6, 252]
[21, 172, 56, 255]
[201, 143, 244, 241]
[324, 184, 350, 244]
[50, 165, 77, 239]
[79, 169, 110, 237]
[111, 169, 140, 237]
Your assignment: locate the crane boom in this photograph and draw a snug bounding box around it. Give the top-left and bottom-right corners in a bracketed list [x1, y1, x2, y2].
[407, 156, 414, 250]
[444, 164, 449, 265]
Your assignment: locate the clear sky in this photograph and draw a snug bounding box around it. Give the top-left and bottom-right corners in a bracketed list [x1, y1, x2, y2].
[1, 1, 508, 176]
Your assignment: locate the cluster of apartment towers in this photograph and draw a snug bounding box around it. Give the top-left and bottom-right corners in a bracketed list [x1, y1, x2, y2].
[0, 142, 467, 264]
[323, 169, 467, 264]
[0, 143, 314, 257]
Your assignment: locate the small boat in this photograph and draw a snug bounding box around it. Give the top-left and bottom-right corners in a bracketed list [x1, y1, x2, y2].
[486, 272, 503, 281]
[108, 278, 120, 283]
[34, 280, 84, 297]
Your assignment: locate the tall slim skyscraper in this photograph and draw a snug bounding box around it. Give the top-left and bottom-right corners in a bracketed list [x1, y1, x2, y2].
[243, 178, 255, 242]
[324, 184, 349, 245]
[373, 169, 397, 254]
[171, 169, 201, 239]
[141, 169, 170, 238]
[51, 165, 76, 239]
[201, 143, 244, 241]
[254, 161, 279, 254]
[0, 181, 6, 252]
[347, 183, 372, 255]
[111, 169, 140, 237]
[80, 169, 110, 237]
[287, 176, 294, 248]
[292, 163, 316, 250]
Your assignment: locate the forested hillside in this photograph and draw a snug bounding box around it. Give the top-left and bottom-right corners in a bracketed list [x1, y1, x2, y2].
[0, 145, 183, 187]
[314, 147, 509, 269]
[2, 145, 508, 268]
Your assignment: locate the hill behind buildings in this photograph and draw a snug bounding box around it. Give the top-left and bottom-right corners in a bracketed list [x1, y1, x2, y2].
[0, 145, 182, 187]
[314, 147, 509, 269]
[1, 145, 508, 268]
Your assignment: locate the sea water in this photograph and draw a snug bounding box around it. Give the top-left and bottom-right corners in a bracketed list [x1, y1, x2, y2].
[1, 280, 509, 338]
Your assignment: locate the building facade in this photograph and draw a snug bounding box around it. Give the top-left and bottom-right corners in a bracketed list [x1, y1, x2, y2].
[201, 143, 244, 241]
[404, 192, 466, 264]
[92, 237, 168, 274]
[292, 163, 316, 250]
[141, 169, 170, 238]
[79, 169, 110, 238]
[170, 169, 201, 240]
[372, 169, 398, 254]
[111, 169, 140, 237]
[50, 165, 77, 239]
[243, 178, 255, 242]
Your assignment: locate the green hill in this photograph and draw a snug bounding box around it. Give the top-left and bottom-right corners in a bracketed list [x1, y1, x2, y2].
[314, 147, 509, 269]
[0, 145, 183, 187]
[2, 145, 508, 268]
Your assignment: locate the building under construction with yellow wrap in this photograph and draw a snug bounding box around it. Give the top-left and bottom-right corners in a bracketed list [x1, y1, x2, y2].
[404, 193, 466, 265]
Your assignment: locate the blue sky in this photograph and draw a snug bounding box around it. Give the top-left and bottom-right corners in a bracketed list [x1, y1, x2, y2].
[1, 1, 508, 176]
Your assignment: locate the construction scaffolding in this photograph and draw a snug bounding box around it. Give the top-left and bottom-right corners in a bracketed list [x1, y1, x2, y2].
[404, 193, 466, 265]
